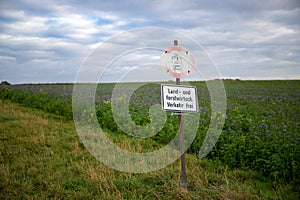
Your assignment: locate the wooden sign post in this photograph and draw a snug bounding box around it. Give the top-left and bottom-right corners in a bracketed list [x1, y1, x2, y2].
[175, 40, 187, 190]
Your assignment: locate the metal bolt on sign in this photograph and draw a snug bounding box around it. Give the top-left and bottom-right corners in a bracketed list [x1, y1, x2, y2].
[160, 40, 198, 190]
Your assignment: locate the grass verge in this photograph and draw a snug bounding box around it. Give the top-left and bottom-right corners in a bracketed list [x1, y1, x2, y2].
[0, 99, 298, 199]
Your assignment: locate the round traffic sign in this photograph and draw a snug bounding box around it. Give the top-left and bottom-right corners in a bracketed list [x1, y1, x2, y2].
[160, 45, 195, 78]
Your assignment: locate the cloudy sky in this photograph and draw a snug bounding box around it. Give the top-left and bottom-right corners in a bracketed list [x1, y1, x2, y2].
[0, 0, 299, 83]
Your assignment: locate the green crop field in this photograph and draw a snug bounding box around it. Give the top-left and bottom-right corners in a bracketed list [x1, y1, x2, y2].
[0, 80, 299, 199]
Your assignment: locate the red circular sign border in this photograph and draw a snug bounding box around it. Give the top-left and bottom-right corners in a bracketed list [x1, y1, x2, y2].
[161, 45, 195, 78]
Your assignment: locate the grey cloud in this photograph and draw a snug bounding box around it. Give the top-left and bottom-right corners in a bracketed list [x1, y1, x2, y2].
[0, 0, 299, 83]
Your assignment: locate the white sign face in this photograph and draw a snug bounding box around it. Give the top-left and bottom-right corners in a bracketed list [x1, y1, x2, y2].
[160, 45, 195, 78]
[161, 84, 198, 112]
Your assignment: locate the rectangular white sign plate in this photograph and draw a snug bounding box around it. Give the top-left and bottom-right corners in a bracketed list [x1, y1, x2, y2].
[161, 84, 198, 112]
